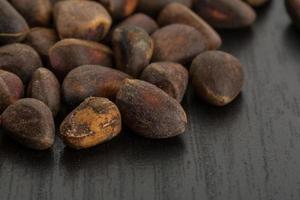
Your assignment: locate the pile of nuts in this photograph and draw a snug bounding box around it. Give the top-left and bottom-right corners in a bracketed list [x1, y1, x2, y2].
[0, 0, 272, 150]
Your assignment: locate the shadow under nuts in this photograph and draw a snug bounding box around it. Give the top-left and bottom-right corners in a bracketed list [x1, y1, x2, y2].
[0, 0, 29, 44]
[0, 70, 24, 113]
[151, 24, 206, 64]
[54, 0, 112, 41]
[60, 97, 122, 149]
[63, 65, 131, 106]
[193, 0, 256, 29]
[98, 0, 139, 20]
[116, 79, 187, 139]
[113, 26, 154, 77]
[158, 3, 222, 50]
[49, 38, 113, 77]
[27, 68, 60, 116]
[140, 62, 189, 102]
[9, 0, 53, 27]
[0, 43, 42, 83]
[2, 98, 55, 150]
[286, 0, 300, 29]
[190, 51, 244, 106]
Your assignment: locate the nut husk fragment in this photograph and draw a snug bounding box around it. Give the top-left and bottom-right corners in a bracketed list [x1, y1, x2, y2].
[193, 0, 256, 29]
[190, 51, 244, 106]
[2, 98, 55, 150]
[151, 24, 206, 64]
[60, 97, 122, 149]
[98, 0, 139, 20]
[158, 3, 222, 50]
[27, 68, 60, 116]
[9, 0, 53, 27]
[140, 62, 189, 102]
[49, 38, 113, 77]
[0, 0, 29, 44]
[54, 0, 112, 41]
[0, 70, 24, 113]
[116, 79, 187, 139]
[0, 43, 42, 83]
[113, 26, 154, 77]
[63, 65, 131, 106]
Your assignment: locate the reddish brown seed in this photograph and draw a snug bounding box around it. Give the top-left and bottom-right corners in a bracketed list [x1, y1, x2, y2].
[0, 0, 29, 44]
[140, 62, 189, 102]
[158, 3, 222, 50]
[9, 0, 52, 27]
[63, 65, 131, 106]
[24, 27, 58, 64]
[2, 98, 55, 150]
[116, 13, 159, 35]
[113, 26, 154, 77]
[98, 0, 139, 20]
[286, 0, 300, 28]
[190, 51, 244, 106]
[116, 79, 187, 139]
[0, 43, 42, 83]
[27, 68, 60, 116]
[0, 70, 24, 113]
[244, 0, 270, 7]
[137, 0, 192, 16]
[151, 24, 206, 64]
[54, 0, 112, 41]
[60, 97, 122, 149]
[193, 0, 256, 29]
[49, 38, 113, 77]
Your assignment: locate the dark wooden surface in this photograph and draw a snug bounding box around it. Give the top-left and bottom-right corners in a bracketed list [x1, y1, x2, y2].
[1, 1, 300, 200]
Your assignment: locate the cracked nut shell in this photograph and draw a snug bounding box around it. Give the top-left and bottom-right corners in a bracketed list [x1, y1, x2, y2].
[60, 97, 122, 149]
[190, 51, 244, 106]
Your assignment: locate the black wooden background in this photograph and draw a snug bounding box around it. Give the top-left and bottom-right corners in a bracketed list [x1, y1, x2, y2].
[1, 1, 300, 200]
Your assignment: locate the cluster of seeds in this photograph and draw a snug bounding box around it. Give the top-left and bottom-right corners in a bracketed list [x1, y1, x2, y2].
[0, 0, 271, 150]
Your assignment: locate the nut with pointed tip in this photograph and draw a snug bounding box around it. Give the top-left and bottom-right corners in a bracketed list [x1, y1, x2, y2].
[116, 79, 187, 139]
[63, 65, 131, 106]
[151, 24, 206, 64]
[2, 98, 55, 150]
[54, 0, 112, 41]
[140, 62, 189, 102]
[193, 0, 256, 29]
[60, 97, 122, 149]
[190, 51, 244, 106]
[0, 43, 42, 83]
[113, 26, 154, 77]
[0, 0, 29, 44]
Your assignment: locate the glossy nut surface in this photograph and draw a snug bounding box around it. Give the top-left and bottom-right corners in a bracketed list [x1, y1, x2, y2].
[2, 98, 55, 150]
[190, 51, 244, 106]
[116, 79, 187, 139]
[98, 0, 139, 20]
[60, 97, 122, 149]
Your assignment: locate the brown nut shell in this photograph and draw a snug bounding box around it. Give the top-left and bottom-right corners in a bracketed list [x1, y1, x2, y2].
[137, 0, 192, 16]
[0, 0, 29, 44]
[190, 51, 244, 106]
[54, 0, 112, 41]
[24, 28, 58, 64]
[63, 65, 131, 106]
[193, 0, 256, 29]
[98, 0, 139, 20]
[158, 3, 222, 50]
[0, 43, 42, 83]
[49, 38, 113, 77]
[140, 62, 189, 102]
[2, 98, 55, 150]
[116, 79, 187, 139]
[151, 24, 206, 64]
[60, 97, 122, 149]
[9, 0, 52, 27]
[27, 68, 60, 116]
[113, 26, 154, 77]
[0, 70, 24, 113]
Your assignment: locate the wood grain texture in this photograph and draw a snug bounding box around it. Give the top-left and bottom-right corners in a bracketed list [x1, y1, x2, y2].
[1, 1, 300, 199]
